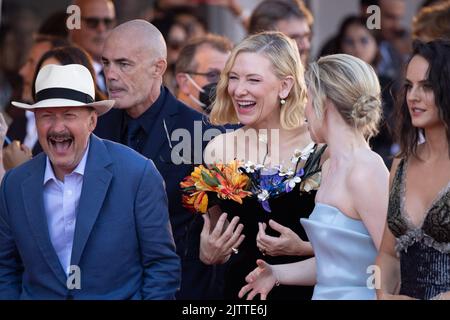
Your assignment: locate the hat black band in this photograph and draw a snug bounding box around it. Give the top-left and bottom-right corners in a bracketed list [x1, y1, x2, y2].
[35, 88, 94, 104]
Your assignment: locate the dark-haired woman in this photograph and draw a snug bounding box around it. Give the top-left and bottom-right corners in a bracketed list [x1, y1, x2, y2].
[376, 40, 450, 300]
[32, 45, 106, 102]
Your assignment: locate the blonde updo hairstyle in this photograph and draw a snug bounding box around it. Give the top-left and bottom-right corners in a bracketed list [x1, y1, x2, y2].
[305, 54, 382, 140]
[209, 31, 307, 130]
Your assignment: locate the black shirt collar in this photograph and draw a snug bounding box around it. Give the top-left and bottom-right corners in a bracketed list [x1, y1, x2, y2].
[123, 86, 167, 135]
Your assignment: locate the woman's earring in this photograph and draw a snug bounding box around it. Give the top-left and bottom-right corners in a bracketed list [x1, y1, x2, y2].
[280, 98, 286, 105]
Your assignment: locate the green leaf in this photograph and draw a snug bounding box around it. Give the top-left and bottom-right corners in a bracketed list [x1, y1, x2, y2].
[303, 144, 327, 176]
[201, 170, 220, 187]
[211, 166, 226, 179]
[182, 186, 197, 193]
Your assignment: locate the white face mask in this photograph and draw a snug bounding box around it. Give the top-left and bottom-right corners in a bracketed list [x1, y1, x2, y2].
[185, 73, 206, 108]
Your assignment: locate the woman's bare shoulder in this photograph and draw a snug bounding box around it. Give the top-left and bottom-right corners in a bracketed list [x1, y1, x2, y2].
[350, 149, 389, 185]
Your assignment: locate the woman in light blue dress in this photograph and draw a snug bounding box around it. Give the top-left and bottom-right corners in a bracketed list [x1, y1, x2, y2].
[239, 54, 389, 300]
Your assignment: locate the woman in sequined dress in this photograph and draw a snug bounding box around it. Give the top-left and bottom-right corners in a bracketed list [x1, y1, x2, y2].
[376, 40, 450, 300]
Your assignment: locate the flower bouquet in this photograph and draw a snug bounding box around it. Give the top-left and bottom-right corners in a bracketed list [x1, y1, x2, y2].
[180, 144, 326, 214]
[180, 160, 252, 214]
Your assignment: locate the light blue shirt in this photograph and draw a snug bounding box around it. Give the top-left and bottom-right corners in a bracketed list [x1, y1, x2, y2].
[43, 143, 89, 276]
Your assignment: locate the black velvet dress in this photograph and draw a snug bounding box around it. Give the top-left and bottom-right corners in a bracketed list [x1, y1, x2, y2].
[220, 176, 316, 300]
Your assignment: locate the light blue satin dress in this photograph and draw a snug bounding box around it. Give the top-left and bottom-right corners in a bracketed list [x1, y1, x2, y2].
[300, 203, 377, 300]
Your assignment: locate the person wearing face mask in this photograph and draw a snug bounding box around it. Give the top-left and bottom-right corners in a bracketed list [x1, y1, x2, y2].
[180, 71, 214, 113]
[175, 34, 233, 115]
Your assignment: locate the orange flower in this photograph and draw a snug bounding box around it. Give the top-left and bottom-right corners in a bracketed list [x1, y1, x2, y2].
[180, 160, 251, 214]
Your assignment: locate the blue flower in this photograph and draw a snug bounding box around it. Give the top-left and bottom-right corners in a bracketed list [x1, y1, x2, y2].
[239, 144, 326, 213]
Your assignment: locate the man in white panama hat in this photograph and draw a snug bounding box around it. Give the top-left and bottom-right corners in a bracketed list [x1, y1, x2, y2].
[0, 64, 180, 299]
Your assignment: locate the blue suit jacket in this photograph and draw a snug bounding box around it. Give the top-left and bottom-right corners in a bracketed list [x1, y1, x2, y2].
[0, 135, 181, 299]
[94, 87, 227, 299]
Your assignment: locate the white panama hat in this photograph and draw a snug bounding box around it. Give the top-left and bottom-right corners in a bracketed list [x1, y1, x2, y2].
[12, 64, 114, 116]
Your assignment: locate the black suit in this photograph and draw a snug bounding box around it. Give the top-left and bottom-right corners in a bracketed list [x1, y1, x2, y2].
[94, 86, 227, 299]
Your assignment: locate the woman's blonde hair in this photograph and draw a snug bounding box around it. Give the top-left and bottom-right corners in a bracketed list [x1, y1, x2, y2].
[209, 31, 307, 130]
[305, 54, 382, 139]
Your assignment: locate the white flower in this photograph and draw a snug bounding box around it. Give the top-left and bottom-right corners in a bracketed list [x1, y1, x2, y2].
[301, 142, 316, 155]
[244, 161, 264, 173]
[278, 165, 294, 177]
[257, 189, 270, 201]
[291, 142, 316, 163]
[291, 150, 302, 163]
[286, 176, 301, 189]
